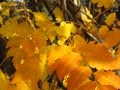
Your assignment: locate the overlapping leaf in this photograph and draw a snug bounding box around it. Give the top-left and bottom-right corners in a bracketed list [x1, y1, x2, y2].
[50, 52, 82, 81]
[67, 66, 92, 90]
[94, 70, 120, 89]
[75, 41, 120, 70]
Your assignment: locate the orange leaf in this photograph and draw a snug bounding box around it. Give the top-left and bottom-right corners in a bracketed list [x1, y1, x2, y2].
[98, 25, 109, 39]
[21, 39, 35, 57]
[94, 70, 120, 89]
[47, 45, 72, 70]
[15, 56, 43, 90]
[105, 30, 120, 48]
[67, 67, 92, 90]
[76, 41, 120, 70]
[105, 13, 116, 26]
[91, 0, 115, 8]
[50, 52, 82, 81]
[97, 85, 117, 90]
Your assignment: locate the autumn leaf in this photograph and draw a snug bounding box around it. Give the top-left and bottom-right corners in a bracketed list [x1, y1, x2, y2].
[0, 70, 9, 90]
[56, 21, 76, 45]
[14, 56, 47, 90]
[91, 0, 115, 8]
[94, 70, 120, 89]
[79, 6, 93, 23]
[0, 18, 18, 39]
[9, 72, 32, 90]
[96, 84, 117, 90]
[21, 39, 35, 57]
[53, 7, 63, 22]
[50, 52, 82, 81]
[73, 35, 86, 47]
[105, 13, 116, 26]
[105, 29, 120, 48]
[47, 45, 72, 71]
[67, 67, 92, 90]
[31, 30, 47, 53]
[75, 41, 120, 70]
[98, 25, 109, 39]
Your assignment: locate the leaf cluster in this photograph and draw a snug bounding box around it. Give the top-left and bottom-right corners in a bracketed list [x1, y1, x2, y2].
[0, 0, 120, 90]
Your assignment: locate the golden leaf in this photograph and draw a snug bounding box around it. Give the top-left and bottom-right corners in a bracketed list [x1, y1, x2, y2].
[47, 45, 72, 72]
[98, 25, 109, 39]
[56, 21, 76, 45]
[91, 0, 115, 8]
[67, 66, 92, 90]
[9, 72, 32, 90]
[0, 70, 9, 90]
[76, 41, 120, 70]
[53, 7, 63, 22]
[105, 29, 120, 48]
[80, 7, 93, 23]
[105, 13, 116, 26]
[52, 52, 82, 81]
[94, 70, 120, 89]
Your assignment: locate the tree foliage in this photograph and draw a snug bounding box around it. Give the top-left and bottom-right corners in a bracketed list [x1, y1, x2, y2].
[0, 0, 120, 90]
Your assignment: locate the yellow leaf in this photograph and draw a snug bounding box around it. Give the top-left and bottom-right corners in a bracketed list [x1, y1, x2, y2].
[56, 21, 76, 45]
[0, 18, 18, 39]
[9, 72, 32, 90]
[73, 35, 86, 47]
[0, 70, 9, 90]
[80, 7, 93, 23]
[39, 53, 48, 81]
[105, 13, 116, 26]
[54, 7, 63, 22]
